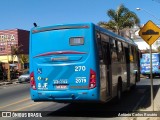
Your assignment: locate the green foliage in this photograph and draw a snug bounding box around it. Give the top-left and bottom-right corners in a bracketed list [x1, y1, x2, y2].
[20, 54, 29, 64]
[11, 44, 23, 56]
[98, 4, 140, 34]
[11, 44, 23, 63]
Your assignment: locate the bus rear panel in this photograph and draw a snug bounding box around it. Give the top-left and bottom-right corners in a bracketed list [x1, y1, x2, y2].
[30, 23, 100, 102]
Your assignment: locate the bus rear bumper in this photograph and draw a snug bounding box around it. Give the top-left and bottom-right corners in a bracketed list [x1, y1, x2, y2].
[30, 89, 99, 102]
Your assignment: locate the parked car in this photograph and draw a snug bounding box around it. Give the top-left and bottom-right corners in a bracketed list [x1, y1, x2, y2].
[18, 70, 29, 83]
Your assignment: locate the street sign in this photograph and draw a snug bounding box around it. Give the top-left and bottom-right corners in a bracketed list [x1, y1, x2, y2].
[139, 20, 159, 111]
[139, 20, 160, 45]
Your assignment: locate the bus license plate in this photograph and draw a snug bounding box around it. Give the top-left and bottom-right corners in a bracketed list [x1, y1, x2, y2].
[56, 85, 67, 89]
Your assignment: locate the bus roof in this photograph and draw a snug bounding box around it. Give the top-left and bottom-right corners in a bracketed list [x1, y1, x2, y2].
[31, 23, 92, 34]
[31, 22, 138, 47]
[95, 25, 138, 47]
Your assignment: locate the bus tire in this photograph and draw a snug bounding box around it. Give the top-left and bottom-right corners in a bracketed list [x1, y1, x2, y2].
[117, 78, 122, 101]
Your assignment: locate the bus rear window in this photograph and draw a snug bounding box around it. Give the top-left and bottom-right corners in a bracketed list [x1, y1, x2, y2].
[70, 37, 84, 46]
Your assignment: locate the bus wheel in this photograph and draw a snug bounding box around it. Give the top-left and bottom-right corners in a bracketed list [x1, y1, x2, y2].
[117, 78, 122, 100]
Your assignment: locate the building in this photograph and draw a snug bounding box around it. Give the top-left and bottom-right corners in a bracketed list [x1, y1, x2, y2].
[121, 25, 160, 51]
[0, 29, 29, 70]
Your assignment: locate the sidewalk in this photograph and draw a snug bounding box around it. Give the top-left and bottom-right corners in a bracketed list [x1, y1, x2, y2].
[0, 79, 19, 86]
[125, 83, 160, 120]
[135, 87, 160, 120]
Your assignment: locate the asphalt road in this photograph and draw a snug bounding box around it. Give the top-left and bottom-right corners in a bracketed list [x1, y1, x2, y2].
[0, 78, 160, 120]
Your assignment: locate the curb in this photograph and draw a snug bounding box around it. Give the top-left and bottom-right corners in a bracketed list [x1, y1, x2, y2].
[0, 83, 4, 86]
[0, 82, 12, 86]
[4, 82, 13, 85]
[0, 79, 19, 86]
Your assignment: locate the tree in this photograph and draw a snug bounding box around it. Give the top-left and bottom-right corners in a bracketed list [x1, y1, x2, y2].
[11, 44, 23, 64]
[20, 54, 29, 70]
[98, 4, 140, 35]
[20, 54, 29, 64]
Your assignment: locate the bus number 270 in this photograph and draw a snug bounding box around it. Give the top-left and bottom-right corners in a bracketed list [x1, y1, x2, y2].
[75, 66, 86, 72]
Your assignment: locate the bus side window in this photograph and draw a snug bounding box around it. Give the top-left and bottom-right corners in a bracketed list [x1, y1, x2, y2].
[110, 39, 118, 62]
[133, 48, 138, 62]
[129, 46, 134, 62]
[96, 33, 103, 60]
[117, 41, 124, 62]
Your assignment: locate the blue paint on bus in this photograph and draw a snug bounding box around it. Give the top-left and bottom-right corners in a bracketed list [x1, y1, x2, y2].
[30, 23, 99, 102]
[30, 23, 140, 103]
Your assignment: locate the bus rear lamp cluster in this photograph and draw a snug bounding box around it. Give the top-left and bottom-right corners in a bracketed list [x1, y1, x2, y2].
[30, 72, 36, 90]
[89, 69, 96, 89]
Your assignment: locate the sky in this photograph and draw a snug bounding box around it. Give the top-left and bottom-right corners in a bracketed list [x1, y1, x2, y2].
[0, 0, 160, 30]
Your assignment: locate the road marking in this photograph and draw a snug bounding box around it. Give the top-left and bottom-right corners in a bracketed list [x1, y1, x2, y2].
[0, 98, 30, 109]
[12, 102, 42, 111]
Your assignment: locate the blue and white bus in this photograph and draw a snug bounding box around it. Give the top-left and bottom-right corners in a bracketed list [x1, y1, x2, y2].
[30, 23, 140, 103]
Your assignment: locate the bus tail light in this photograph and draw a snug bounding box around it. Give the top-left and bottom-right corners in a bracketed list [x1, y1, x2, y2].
[89, 69, 96, 89]
[30, 72, 36, 90]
